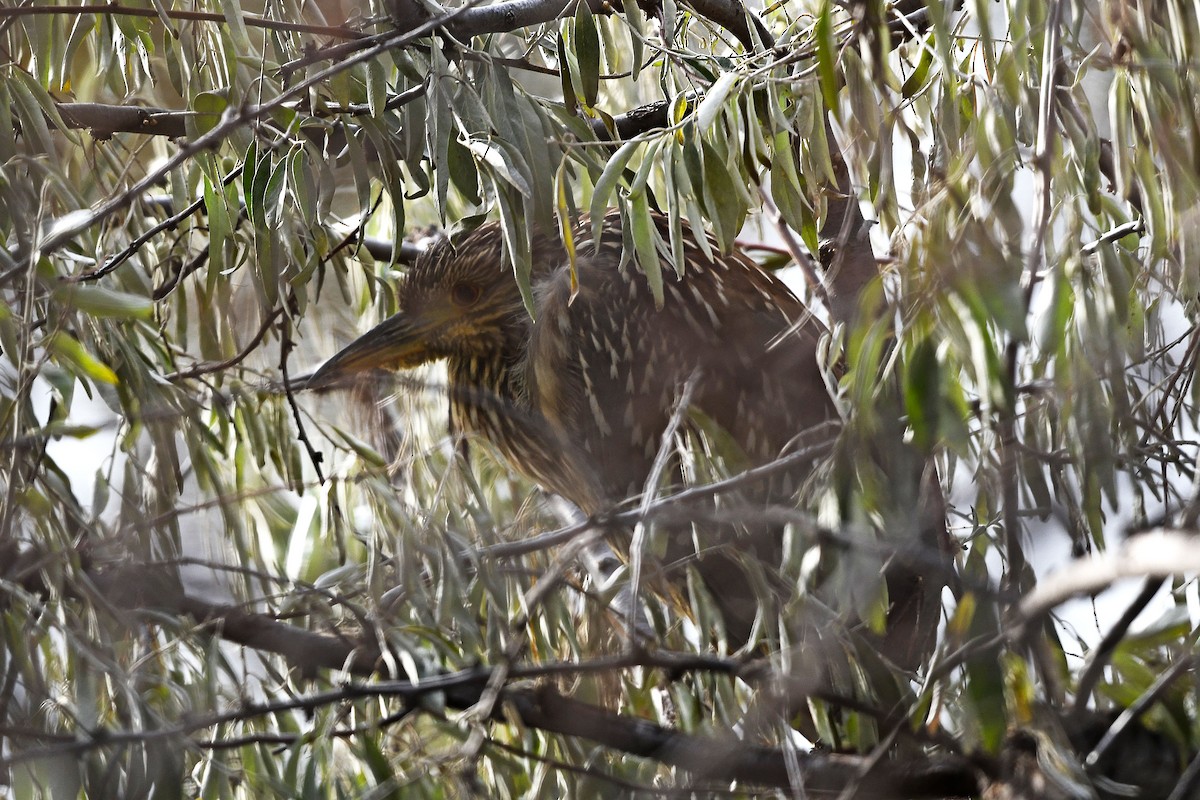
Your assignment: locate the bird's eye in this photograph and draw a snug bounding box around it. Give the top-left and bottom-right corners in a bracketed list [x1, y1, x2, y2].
[451, 282, 482, 307]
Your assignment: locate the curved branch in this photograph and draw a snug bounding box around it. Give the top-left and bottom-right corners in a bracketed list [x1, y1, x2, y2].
[449, 0, 583, 38]
[682, 0, 773, 51]
[165, 307, 284, 382]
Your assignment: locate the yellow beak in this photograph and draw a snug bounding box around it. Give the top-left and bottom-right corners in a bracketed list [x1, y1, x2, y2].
[306, 312, 439, 389]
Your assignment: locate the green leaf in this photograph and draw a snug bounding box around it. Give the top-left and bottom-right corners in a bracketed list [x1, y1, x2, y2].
[20, 71, 75, 142]
[700, 139, 744, 250]
[429, 72, 452, 219]
[815, 3, 840, 118]
[468, 138, 531, 198]
[903, 337, 940, 451]
[496, 186, 534, 315]
[333, 429, 387, 468]
[555, 158, 579, 296]
[695, 72, 739, 132]
[218, 0, 251, 50]
[366, 56, 387, 118]
[46, 332, 118, 385]
[901, 43, 934, 99]
[204, 173, 230, 280]
[447, 135, 480, 205]
[344, 127, 372, 211]
[557, 32, 578, 117]
[10, 72, 56, 154]
[288, 147, 317, 224]
[53, 285, 154, 321]
[514, 100, 556, 230]
[263, 158, 288, 226]
[192, 91, 227, 138]
[253, 225, 280, 309]
[574, 0, 601, 109]
[770, 130, 813, 236]
[627, 138, 662, 196]
[625, 0, 646, 80]
[630, 190, 664, 308]
[250, 154, 273, 229]
[960, 554, 1007, 754]
[589, 138, 642, 242]
[359, 735, 400, 800]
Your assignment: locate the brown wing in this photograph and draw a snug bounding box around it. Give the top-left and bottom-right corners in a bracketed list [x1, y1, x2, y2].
[528, 211, 835, 511]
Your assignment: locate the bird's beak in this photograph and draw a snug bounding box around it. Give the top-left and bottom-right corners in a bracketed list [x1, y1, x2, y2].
[307, 312, 439, 390]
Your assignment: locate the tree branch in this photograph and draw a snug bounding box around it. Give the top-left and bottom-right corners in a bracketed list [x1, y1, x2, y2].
[57, 102, 189, 139]
[164, 307, 284, 383]
[1017, 529, 1200, 623]
[14, 560, 982, 797]
[681, 0, 773, 51]
[508, 684, 978, 797]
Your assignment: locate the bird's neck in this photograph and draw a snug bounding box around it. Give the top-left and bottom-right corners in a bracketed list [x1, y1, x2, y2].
[444, 315, 606, 512]
[446, 311, 535, 425]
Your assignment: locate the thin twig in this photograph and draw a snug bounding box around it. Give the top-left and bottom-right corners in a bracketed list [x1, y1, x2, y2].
[71, 164, 244, 283]
[1166, 746, 1200, 800]
[478, 427, 839, 560]
[165, 307, 284, 382]
[627, 373, 698, 638]
[1071, 577, 1166, 714]
[281, 311, 326, 484]
[0, 3, 365, 38]
[1085, 653, 1195, 769]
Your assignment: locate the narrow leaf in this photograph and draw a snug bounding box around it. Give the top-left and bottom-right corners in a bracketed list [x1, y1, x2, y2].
[589, 139, 642, 242]
[53, 285, 154, 321]
[815, 4, 840, 118]
[557, 33, 578, 117]
[630, 191, 664, 308]
[366, 57, 386, 118]
[46, 332, 118, 385]
[574, 0, 601, 109]
[695, 72, 739, 131]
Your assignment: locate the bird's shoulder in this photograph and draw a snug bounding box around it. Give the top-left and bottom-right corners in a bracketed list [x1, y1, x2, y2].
[520, 211, 837, 491]
[535, 212, 808, 323]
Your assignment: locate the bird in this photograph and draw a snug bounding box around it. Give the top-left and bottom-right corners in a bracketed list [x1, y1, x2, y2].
[308, 209, 939, 656]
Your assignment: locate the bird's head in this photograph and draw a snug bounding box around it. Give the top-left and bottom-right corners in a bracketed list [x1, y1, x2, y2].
[308, 224, 531, 389]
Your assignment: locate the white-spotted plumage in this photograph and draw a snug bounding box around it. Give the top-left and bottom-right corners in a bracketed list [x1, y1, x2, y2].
[318, 208, 834, 552]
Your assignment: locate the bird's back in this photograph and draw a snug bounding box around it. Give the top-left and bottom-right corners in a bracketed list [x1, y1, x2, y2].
[528, 211, 836, 512]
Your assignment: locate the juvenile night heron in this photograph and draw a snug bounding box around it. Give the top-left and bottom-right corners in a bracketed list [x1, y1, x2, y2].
[310, 210, 936, 655]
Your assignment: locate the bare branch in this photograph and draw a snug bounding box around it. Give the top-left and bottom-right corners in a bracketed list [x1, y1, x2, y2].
[1018, 529, 1200, 623]
[681, 0, 774, 51]
[57, 103, 189, 139]
[1071, 577, 1166, 713]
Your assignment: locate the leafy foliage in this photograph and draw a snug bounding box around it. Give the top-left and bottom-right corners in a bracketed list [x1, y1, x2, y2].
[2, 0, 1200, 796]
